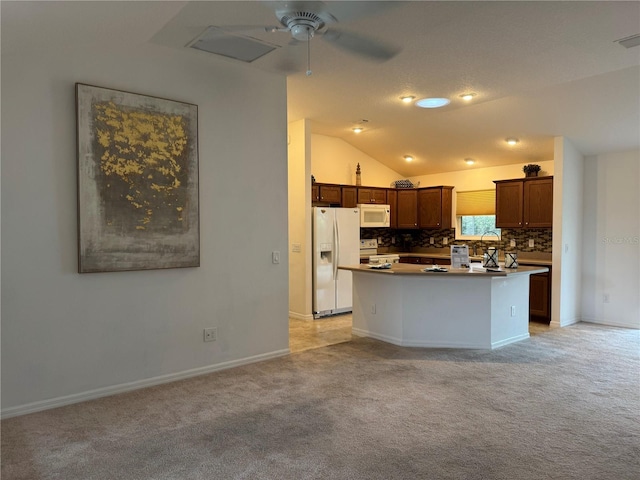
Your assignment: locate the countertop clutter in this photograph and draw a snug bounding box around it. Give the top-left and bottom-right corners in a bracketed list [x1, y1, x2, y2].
[363, 249, 552, 266]
[341, 263, 548, 277]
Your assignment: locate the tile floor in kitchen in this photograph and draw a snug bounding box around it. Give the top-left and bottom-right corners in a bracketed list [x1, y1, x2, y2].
[289, 314, 554, 353]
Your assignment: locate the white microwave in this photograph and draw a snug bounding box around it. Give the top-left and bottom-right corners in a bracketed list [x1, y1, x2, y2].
[358, 204, 391, 228]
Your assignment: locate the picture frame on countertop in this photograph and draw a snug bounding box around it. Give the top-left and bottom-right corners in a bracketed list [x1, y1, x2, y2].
[76, 83, 199, 273]
[450, 245, 470, 269]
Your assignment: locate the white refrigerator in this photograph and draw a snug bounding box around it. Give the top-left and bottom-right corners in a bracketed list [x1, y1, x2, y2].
[312, 207, 360, 318]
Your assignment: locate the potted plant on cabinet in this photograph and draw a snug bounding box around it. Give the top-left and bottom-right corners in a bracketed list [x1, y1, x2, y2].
[523, 164, 541, 177]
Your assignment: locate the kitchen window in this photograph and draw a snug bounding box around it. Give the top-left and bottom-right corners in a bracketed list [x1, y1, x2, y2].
[455, 189, 501, 240]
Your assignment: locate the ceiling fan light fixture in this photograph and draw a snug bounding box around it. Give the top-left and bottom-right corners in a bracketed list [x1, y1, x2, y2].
[506, 138, 519, 146]
[416, 97, 450, 109]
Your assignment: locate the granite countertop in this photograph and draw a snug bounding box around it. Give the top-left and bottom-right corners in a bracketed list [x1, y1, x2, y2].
[340, 263, 549, 277]
[367, 248, 552, 266]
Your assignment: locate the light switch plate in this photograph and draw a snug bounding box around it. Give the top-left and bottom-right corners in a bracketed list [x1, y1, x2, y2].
[528, 239, 534, 248]
[510, 239, 516, 247]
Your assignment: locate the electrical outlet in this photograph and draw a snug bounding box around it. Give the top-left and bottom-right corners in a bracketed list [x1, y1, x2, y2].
[204, 327, 217, 342]
[272, 251, 280, 264]
[443, 237, 448, 245]
[510, 239, 516, 247]
[430, 237, 435, 245]
[391, 236, 395, 244]
[378, 237, 382, 244]
[528, 239, 534, 248]
[510, 306, 516, 317]
[371, 304, 377, 314]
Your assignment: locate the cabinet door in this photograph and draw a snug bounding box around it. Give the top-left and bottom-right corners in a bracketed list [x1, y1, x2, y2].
[318, 185, 341, 204]
[371, 189, 387, 204]
[529, 272, 550, 320]
[524, 178, 553, 228]
[397, 189, 418, 229]
[357, 188, 387, 204]
[387, 189, 398, 228]
[418, 188, 442, 228]
[311, 185, 320, 202]
[495, 181, 524, 228]
[342, 187, 357, 208]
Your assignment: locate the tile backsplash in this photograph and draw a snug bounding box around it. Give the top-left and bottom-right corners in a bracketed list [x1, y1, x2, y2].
[362, 227, 552, 253]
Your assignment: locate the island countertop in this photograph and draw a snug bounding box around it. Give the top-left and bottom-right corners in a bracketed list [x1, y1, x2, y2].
[339, 263, 548, 277]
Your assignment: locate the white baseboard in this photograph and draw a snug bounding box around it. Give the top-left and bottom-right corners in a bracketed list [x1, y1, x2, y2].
[581, 317, 640, 329]
[289, 311, 314, 321]
[1, 349, 290, 419]
[352, 327, 526, 349]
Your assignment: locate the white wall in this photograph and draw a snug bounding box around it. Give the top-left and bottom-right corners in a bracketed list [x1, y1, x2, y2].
[288, 120, 313, 319]
[1, 43, 289, 416]
[311, 134, 401, 187]
[552, 137, 584, 327]
[582, 150, 639, 328]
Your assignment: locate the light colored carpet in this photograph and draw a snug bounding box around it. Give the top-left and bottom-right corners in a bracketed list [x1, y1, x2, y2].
[2, 323, 639, 479]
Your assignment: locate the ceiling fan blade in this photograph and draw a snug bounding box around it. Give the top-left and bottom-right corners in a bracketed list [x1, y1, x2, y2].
[322, 28, 400, 61]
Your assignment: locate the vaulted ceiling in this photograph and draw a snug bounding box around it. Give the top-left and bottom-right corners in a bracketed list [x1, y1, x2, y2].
[4, 1, 639, 176]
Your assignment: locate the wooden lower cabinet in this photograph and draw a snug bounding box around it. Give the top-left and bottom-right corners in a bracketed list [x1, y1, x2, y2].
[529, 271, 550, 322]
[521, 264, 552, 323]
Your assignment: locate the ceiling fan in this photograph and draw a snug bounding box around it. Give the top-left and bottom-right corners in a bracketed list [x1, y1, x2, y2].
[193, 1, 400, 75]
[266, 1, 399, 60]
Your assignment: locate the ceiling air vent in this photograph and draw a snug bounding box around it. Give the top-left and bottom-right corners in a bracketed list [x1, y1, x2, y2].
[188, 26, 279, 62]
[615, 33, 640, 49]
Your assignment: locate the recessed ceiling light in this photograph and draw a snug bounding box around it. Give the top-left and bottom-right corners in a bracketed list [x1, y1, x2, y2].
[460, 93, 476, 101]
[415, 97, 450, 109]
[506, 138, 519, 145]
[400, 95, 415, 103]
[404, 155, 414, 162]
[464, 158, 475, 165]
[352, 127, 364, 133]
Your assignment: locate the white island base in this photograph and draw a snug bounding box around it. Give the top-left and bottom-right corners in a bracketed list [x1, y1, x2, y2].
[348, 266, 544, 349]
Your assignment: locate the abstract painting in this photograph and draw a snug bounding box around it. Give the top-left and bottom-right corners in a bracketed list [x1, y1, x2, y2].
[76, 83, 199, 273]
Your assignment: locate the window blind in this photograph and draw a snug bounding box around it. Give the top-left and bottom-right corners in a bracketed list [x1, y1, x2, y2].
[456, 189, 495, 216]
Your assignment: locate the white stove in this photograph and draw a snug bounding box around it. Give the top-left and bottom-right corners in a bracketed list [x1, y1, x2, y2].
[360, 238, 378, 256]
[361, 238, 400, 264]
[368, 254, 400, 265]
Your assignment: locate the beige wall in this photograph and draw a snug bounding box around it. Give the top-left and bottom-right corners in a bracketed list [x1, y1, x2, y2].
[410, 161, 554, 191]
[311, 134, 402, 187]
[288, 120, 313, 319]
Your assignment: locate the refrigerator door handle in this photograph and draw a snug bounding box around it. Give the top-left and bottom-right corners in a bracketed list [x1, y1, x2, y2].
[334, 216, 339, 280]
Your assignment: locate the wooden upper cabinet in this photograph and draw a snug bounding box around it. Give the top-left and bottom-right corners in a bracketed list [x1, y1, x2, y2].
[524, 178, 553, 228]
[396, 189, 418, 229]
[495, 181, 524, 228]
[341, 187, 358, 208]
[495, 176, 553, 228]
[387, 189, 398, 228]
[357, 187, 387, 204]
[312, 184, 341, 205]
[418, 187, 453, 229]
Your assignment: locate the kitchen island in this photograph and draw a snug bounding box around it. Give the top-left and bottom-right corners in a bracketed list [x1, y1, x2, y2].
[338, 263, 548, 349]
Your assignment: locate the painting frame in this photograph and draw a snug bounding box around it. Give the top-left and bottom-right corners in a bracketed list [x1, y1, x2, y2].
[76, 83, 199, 273]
